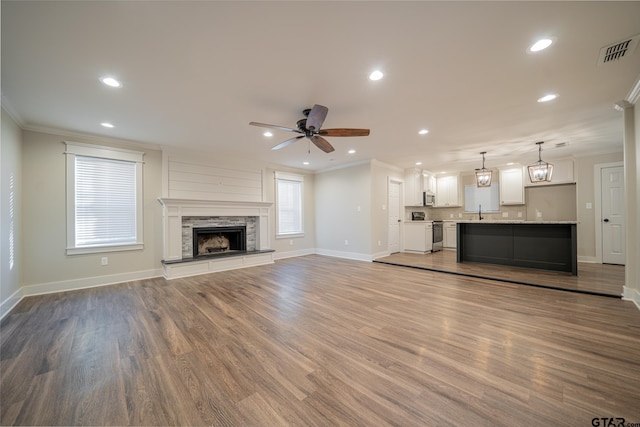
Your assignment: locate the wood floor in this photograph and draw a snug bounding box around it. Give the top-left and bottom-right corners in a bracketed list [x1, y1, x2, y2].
[2, 255, 639, 426]
[375, 250, 625, 297]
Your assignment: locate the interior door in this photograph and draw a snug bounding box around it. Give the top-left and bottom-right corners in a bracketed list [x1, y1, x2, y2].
[388, 181, 401, 254]
[601, 166, 625, 265]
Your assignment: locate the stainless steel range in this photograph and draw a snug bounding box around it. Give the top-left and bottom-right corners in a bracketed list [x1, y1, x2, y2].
[432, 221, 443, 252]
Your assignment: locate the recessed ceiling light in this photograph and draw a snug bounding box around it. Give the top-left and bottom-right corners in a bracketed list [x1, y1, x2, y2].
[369, 70, 384, 81]
[100, 76, 121, 88]
[529, 38, 553, 52]
[416, 162, 422, 166]
[440, 171, 447, 174]
[507, 162, 515, 166]
[101, 122, 114, 128]
[303, 161, 309, 165]
[537, 94, 558, 103]
[263, 131, 273, 137]
[348, 149, 356, 154]
[418, 129, 429, 135]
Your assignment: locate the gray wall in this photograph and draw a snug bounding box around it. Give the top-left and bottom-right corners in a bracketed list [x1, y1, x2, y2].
[315, 162, 372, 258]
[1, 109, 22, 315]
[264, 166, 317, 257]
[20, 130, 164, 289]
[575, 152, 623, 260]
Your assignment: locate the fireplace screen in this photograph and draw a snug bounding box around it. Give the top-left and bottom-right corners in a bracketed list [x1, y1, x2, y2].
[193, 226, 246, 257]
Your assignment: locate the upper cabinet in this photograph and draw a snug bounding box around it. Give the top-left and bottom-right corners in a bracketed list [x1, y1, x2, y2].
[423, 171, 436, 194]
[525, 159, 574, 187]
[404, 168, 437, 206]
[404, 168, 424, 206]
[499, 166, 525, 205]
[436, 174, 461, 207]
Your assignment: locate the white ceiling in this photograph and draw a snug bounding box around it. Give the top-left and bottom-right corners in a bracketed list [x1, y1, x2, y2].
[2, 1, 640, 173]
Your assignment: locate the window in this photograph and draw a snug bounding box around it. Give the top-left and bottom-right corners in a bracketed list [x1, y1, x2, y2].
[464, 183, 500, 212]
[275, 172, 304, 237]
[65, 142, 144, 255]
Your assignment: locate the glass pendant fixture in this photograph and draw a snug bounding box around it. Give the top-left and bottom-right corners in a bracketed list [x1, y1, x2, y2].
[527, 141, 554, 183]
[475, 151, 492, 187]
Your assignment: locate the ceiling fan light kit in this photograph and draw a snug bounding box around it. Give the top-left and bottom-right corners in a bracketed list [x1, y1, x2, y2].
[250, 104, 370, 154]
[527, 141, 554, 183]
[475, 151, 492, 187]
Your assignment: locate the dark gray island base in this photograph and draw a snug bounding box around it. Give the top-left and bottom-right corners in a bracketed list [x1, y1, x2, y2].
[456, 222, 577, 275]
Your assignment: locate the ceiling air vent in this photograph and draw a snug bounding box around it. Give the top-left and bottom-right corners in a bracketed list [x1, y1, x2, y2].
[598, 34, 640, 65]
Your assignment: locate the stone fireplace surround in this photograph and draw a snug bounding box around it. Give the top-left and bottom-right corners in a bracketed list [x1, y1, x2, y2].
[158, 198, 274, 279]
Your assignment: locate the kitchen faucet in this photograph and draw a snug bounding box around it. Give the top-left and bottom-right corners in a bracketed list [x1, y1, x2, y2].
[478, 204, 484, 221]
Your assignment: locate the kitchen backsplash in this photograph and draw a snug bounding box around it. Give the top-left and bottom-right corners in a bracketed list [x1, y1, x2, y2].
[406, 183, 577, 222]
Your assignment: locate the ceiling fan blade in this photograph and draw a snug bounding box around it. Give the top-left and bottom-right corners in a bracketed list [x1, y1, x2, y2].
[318, 128, 370, 137]
[249, 122, 300, 133]
[305, 104, 329, 131]
[310, 135, 335, 153]
[272, 135, 304, 150]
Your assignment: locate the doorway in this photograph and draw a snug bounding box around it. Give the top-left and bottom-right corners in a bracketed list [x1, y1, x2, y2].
[596, 163, 625, 265]
[388, 179, 402, 254]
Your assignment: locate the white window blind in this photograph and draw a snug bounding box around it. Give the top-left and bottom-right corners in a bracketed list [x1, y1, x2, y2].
[275, 172, 304, 236]
[65, 142, 144, 255]
[75, 156, 137, 246]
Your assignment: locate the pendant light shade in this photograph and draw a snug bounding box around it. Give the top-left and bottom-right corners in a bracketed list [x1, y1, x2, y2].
[475, 152, 492, 187]
[527, 142, 554, 183]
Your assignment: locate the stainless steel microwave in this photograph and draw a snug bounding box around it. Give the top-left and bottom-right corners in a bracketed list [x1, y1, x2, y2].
[423, 192, 435, 206]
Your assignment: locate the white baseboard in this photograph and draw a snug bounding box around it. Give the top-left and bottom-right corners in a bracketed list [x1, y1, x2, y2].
[273, 248, 316, 260]
[20, 268, 164, 298]
[578, 256, 598, 263]
[315, 248, 373, 262]
[622, 286, 640, 311]
[0, 288, 24, 321]
[371, 250, 391, 259]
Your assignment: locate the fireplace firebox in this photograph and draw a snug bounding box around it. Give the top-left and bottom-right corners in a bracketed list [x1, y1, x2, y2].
[193, 226, 246, 258]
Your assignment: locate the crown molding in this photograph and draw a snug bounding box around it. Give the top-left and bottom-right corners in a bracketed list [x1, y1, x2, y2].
[1, 95, 25, 127]
[22, 123, 164, 152]
[626, 74, 640, 105]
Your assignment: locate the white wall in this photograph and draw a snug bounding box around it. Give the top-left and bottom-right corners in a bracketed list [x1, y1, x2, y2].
[1, 109, 23, 317]
[315, 162, 372, 260]
[19, 130, 164, 294]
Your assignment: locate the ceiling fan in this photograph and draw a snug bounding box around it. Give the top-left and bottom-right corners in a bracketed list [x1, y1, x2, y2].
[249, 104, 370, 153]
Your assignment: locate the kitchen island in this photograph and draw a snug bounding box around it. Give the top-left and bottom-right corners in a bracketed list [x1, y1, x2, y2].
[456, 221, 577, 275]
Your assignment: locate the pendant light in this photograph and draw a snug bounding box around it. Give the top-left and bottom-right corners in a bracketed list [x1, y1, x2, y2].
[527, 141, 554, 183]
[475, 151, 492, 187]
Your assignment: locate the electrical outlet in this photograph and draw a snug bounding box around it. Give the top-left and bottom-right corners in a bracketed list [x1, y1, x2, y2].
[357, 206, 361, 212]
[458, 213, 462, 218]
[586, 202, 592, 209]
[344, 240, 349, 245]
[502, 212, 508, 218]
[378, 240, 382, 246]
[289, 240, 294, 246]
[518, 212, 523, 218]
[450, 214, 454, 218]
[101, 257, 108, 266]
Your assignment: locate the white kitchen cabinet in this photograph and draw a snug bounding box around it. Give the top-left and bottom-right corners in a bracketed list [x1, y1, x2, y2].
[423, 171, 436, 194]
[436, 175, 461, 207]
[403, 222, 433, 253]
[499, 167, 525, 205]
[444, 222, 457, 248]
[525, 159, 574, 186]
[404, 168, 424, 206]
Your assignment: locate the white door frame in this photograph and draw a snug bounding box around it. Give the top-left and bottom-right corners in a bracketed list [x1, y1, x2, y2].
[594, 161, 624, 263]
[388, 177, 404, 254]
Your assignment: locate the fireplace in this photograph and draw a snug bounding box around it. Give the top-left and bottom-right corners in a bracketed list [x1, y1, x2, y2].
[193, 226, 246, 257]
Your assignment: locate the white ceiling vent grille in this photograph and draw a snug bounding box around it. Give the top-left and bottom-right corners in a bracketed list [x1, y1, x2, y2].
[598, 34, 640, 65]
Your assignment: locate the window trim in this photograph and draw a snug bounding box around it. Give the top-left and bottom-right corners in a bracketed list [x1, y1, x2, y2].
[65, 141, 145, 255]
[275, 171, 304, 238]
